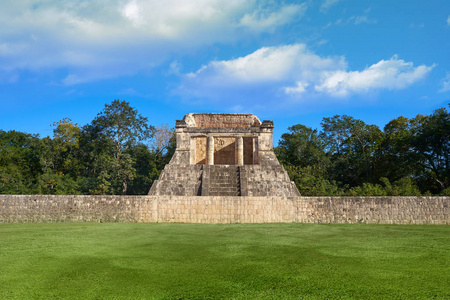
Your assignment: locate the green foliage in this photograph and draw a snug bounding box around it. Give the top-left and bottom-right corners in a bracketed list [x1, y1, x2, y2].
[320, 115, 383, 186]
[346, 177, 422, 196]
[1, 101, 448, 196]
[276, 105, 449, 196]
[89, 100, 155, 195]
[411, 107, 450, 193]
[0, 100, 173, 196]
[278, 124, 329, 169]
[285, 165, 345, 196]
[0, 130, 40, 193]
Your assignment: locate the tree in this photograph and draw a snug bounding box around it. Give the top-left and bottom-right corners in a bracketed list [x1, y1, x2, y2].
[0, 130, 40, 194]
[149, 124, 174, 158]
[276, 124, 338, 195]
[377, 115, 422, 183]
[320, 115, 383, 186]
[90, 100, 154, 194]
[51, 118, 81, 177]
[411, 107, 450, 192]
[277, 124, 329, 169]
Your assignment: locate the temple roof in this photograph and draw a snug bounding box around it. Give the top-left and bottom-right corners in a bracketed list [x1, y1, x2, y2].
[182, 113, 261, 128]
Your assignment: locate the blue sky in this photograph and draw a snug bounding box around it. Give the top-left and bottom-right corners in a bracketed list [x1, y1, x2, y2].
[1, 0, 449, 144]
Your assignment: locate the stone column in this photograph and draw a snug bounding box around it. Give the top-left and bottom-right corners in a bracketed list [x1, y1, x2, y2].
[207, 135, 214, 165]
[189, 137, 196, 165]
[237, 136, 244, 166]
[253, 137, 259, 165]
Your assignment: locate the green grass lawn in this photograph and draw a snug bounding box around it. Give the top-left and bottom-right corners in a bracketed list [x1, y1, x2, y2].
[0, 223, 449, 299]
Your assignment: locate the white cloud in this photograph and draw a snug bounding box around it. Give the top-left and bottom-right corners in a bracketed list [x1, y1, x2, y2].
[178, 45, 434, 103]
[122, 1, 143, 27]
[284, 82, 309, 95]
[164, 61, 182, 76]
[440, 73, 450, 93]
[182, 44, 345, 86]
[240, 4, 307, 31]
[315, 56, 435, 97]
[0, 0, 303, 85]
[320, 0, 342, 13]
[447, 15, 450, 26]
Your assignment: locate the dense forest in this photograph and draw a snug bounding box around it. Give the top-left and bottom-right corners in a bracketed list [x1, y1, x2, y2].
[0, 100, 175, 195]
[277, 105, 450, 196]
[1, 100, 449, 196]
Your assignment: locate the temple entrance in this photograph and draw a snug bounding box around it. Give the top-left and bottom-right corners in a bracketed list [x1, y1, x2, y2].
[244, 137, 258, 165]
[194, 136, 259, 165]
[214, 137, 236, 165]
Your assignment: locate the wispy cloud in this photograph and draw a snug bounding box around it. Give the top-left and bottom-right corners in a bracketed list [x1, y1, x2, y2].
[350, 15, 377, 25]
[240, 3, 307, 32]
[320, 0, 342, 13]
[447, 15, 450, 26]
[325, 15, 377, 28]
[439, 73, 450, 93]
[0, 0, 302, 85]
[176, 45, 435, 108]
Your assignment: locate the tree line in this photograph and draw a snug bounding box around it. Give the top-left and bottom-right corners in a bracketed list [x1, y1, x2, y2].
[276, 105, 449, 196]
[0, 100, 175, 195]
[0, 100, 448, 196]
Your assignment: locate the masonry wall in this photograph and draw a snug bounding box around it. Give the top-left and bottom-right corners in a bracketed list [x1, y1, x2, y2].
[296, 197, 449, 225]
[0, 195, 157, 223]
[0, 195, 448, 224]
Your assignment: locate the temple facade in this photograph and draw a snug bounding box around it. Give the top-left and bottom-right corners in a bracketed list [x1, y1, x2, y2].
[149, 113, 300, 197]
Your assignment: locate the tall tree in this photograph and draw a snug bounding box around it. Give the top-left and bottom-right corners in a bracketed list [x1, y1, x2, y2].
[276, 125, 338, 196]
[0, 130, 40, 194]
[320, 115, 383, 186]
[378, 115, 423, 182]
[90, 100, 154, 194]
[411, 107, 450, 193]
[277, 124, 329, 169]
[51, 118, 81, 177]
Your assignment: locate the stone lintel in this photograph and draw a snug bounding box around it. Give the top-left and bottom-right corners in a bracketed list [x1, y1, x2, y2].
[186, 127, 261, 134]
[183, 113, 262, 128]
[191, 133, 259, 139]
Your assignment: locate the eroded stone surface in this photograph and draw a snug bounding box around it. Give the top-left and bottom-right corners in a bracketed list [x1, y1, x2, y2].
[1, 195, 448, 224]
[148, 113, 299, 197]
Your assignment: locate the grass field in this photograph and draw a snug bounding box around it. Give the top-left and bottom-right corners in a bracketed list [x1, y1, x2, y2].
[0, 223, 449, 299]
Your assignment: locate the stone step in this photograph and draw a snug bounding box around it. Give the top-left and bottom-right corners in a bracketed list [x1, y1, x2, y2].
[207, 166, 241, 196]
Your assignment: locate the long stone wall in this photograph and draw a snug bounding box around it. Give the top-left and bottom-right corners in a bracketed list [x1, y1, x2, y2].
[0, 195, 448, 224]
[0, 195, 157, 223]
[296, 197, 449, 225]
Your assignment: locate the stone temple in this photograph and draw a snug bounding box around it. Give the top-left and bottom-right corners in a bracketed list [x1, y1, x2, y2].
[149, 113, 300, 197]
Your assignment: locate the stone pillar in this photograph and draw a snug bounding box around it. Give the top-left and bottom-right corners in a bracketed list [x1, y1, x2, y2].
[253, 137, 259, 165]
[189, 137, 196, 165]
[237, 136, 244, 166]
[207, 136, 214, 165]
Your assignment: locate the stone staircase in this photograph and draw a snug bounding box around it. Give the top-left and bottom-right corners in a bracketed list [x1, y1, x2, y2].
[204, 165, 241, 196]
[149, 165, 203, 196]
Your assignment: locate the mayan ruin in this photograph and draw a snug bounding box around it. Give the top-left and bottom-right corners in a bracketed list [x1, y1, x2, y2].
[149, 113, 300, 197]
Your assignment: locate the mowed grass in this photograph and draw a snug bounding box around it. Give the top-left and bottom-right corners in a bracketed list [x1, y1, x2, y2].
[0, 223, 449, 299]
